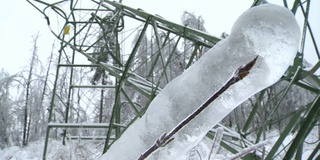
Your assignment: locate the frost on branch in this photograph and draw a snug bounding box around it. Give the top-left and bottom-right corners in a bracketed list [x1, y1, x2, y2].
[100, 3, 300, 160]
[208, 127, 224, 159]
[227, 140, 270, 160]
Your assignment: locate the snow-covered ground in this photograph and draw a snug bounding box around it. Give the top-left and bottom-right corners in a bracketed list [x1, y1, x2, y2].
[1, 139, 103, 160]
[1, 128, 319, 160]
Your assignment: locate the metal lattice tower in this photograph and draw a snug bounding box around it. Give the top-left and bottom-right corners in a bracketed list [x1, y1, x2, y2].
[28, 0, 319, 159]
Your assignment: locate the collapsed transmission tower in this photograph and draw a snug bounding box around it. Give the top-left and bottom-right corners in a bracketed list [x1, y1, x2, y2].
[27, 0, 320, 159]
[28, 0, 219, 159]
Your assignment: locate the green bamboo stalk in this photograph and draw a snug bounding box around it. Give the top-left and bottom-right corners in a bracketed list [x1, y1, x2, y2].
[265, 67, 301, 123]
[242, 90, 266, 133]
[284, 94, 320, 159]
[307, 141, 320, 160]
[265, 106, 305, 159]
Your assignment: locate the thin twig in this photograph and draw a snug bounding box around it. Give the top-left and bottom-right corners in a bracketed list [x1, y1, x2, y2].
[137, 56, 259, 160]
[228, 140, 270, 160]
[208, 127, 224, 160]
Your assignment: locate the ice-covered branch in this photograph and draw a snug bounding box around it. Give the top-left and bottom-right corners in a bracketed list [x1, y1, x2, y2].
[138, 56, 258, 160]
[208, 127, 224, 160]
[227, 140, 270, 160]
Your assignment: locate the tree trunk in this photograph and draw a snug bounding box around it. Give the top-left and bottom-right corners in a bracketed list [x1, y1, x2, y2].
[99, 89, 104, 123]
[22, 33, 39, 146]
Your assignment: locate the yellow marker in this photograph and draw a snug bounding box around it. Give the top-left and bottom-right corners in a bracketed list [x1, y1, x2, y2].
[63, 25, 70, 34]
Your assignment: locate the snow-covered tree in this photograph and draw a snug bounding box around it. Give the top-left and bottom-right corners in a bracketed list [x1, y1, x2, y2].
[0, 70, 15, 149]
[181, 11, 210, 64]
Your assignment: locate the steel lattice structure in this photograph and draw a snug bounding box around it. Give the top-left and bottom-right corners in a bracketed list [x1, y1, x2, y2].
[28, 0, 320, 159]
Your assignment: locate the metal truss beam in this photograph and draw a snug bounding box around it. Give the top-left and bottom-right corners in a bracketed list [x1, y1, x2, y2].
[27, 0, 320, 159]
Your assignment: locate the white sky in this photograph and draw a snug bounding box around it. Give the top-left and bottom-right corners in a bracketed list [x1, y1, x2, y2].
[0, 0, 319, 74]
[0, 0, 52, 74]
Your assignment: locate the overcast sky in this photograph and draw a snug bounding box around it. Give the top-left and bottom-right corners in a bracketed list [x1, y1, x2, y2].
[0, 0, 319, 75]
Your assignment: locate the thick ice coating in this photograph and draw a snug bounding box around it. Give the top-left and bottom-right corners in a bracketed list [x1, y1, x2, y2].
[100, 4, 300, 160]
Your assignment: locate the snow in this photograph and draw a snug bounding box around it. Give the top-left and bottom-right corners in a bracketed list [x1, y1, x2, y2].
[0, 148, 4, 160]
[99, 3, 301, 160]
[1, 128, 319, 159]
[1, 139, 103, 160]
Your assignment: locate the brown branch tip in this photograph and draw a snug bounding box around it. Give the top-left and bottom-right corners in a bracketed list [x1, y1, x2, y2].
[235, 56, 259, 79]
